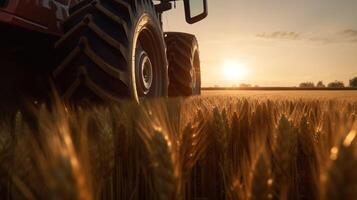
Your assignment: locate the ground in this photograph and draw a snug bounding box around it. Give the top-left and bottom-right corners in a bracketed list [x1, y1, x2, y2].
[202, 90, 357, 100]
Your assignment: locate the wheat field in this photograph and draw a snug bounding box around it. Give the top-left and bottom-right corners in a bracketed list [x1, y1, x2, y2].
[0, 93, 356, 200]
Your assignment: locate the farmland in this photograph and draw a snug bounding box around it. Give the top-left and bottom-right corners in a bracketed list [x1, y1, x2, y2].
[0, 91, 356, 200]
[203, 90, 357, 99]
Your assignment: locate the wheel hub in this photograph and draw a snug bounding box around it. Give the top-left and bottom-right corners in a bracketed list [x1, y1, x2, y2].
[139, 51, 153, 95]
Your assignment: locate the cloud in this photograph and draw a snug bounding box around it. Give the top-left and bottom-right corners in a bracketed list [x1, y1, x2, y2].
[256, 31, 301, 40]
[256, 29, 357, 44]
[339, 29, 357, 37]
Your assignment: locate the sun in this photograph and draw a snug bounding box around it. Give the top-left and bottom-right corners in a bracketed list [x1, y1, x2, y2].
[222, 60, 249, 81]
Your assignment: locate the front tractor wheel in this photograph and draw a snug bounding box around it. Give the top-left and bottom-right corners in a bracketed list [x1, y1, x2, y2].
[54, 0, 168, 103]
[165, 32, 201, 96]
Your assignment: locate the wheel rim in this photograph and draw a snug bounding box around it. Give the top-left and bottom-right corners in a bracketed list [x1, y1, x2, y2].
[139, 51, 153, 95]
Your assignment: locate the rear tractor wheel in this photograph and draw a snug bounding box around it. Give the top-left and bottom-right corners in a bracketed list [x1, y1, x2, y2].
[165, 32, 201, 96]
[54, 0, 168, 103]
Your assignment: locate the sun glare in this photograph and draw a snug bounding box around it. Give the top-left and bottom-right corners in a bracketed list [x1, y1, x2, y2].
[222, 60, 249, 81]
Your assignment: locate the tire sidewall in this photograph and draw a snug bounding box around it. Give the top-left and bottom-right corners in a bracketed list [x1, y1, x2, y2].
[130, 5, 168, 102]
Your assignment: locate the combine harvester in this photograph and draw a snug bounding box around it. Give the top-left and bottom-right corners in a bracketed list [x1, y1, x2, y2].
[0, 0, 207, 104]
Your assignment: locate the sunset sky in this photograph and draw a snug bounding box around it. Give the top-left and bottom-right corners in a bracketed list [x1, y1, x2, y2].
[164, 0, 357, 87]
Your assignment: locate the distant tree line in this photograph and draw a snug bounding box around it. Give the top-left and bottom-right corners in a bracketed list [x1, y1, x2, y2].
[211, 76, 357, 88]
[299, 82, 315, 88]
[299, 76, 357, 88]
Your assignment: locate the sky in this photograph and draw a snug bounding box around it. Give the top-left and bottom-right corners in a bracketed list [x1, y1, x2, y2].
[163, 0, 357, 87]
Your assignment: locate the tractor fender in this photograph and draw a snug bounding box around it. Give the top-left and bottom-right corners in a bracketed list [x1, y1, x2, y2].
[0, 0, 71, 35]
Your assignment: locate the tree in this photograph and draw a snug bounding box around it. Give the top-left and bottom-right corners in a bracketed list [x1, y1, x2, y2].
[299, 82, 315, 88]
[327, 81, 345, 88]
[316, 81, 326, 88]
[349, 77, 357, 88]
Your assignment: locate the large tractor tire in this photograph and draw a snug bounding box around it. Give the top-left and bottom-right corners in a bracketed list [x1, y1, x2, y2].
[54, 0, 168, 103]
[165, 32, 201, 96]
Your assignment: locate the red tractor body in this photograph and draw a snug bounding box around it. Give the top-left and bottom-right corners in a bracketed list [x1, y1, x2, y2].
[0, 0, 72, 35]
